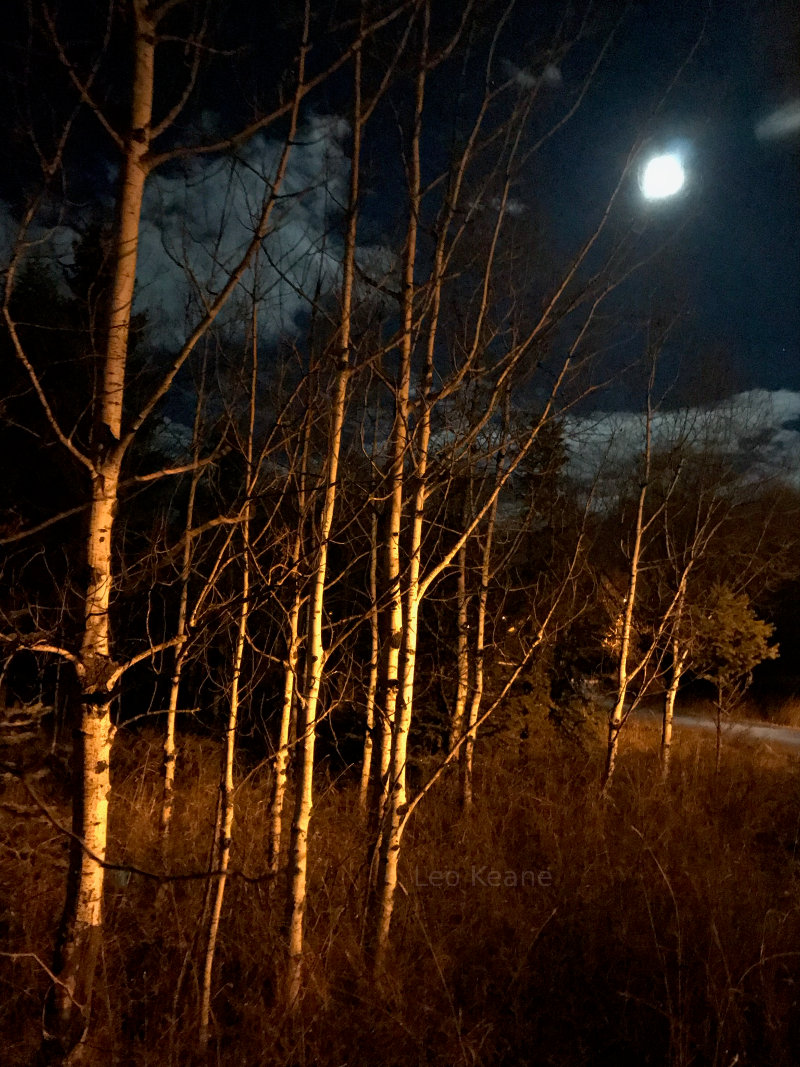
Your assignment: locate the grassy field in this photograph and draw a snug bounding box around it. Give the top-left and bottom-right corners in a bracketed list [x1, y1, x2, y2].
[2, 715, 800, 1065]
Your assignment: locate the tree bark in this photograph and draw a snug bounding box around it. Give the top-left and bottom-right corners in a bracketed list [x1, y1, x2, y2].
[44, 7, 155, 1056]
[450, 542, 470, 753]
[198, 288, 260, 1053]
[661, 633, 687, 781]
[160, 364, 206, 840]
[461, 481, 500, 810]
[284, 36, 361, 1006]
[267, 406, 311, 876]
[360, 505, 380, 811]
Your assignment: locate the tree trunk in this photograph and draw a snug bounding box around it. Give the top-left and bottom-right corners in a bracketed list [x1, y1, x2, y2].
[199, 295, 259, 1053]
[661, 641, 686, 781]
[44, 700, 115, 1061]
[44, 8, 155, 1056]
[284, 39, 361, 1006]
[602, 474, 646, 795]
[601, 363, 658, 796]
[284, 359, 350, 1007]
[267, 590, 302, 876]
[461, 505, 498, 811]
[461, 399, 506, 810]
[267, 406, 310, 876]
[450, 542, 470, 753]
[360, 506, 380, 811]
[160, 365, 206, 840]
[370, 86, 429, 965]
[198, 525, 249, 1052]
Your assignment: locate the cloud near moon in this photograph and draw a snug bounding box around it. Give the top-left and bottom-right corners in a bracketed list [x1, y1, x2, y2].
[755, 100, 800, 141]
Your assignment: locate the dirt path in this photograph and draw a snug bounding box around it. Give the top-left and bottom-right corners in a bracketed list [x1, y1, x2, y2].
[634, 707, 800, 750]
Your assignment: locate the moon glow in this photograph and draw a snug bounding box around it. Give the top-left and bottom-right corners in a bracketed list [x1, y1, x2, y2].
[639, 153, 685, 200]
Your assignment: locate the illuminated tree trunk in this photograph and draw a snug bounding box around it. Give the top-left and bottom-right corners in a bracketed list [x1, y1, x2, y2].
[267, 407, 310, 875]
[374, 184, 417, 822]
[160, 364, 207, 840]
[661, 639, 685, 780]
[601, 365, 656, 796]
[11, 1, 316, 1055]
[601, 482, 645, 795]
[284, 329, 351, 1009]
[44, 8, 154, 1056]
[661, 588, 688, 780]
[369, 22, 430, 956]
[284, 41, 361, 1006]
[198, 297, 259, 1054]
[198, 520, 249, 1052]
[360, 505, 380, 810]
[449, 539, 470, 753]
[462, 482, 501, 810]
[267, 585, 302, 874]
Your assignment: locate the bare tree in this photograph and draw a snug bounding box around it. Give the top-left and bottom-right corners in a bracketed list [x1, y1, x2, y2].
[0, 0, 396, 1052]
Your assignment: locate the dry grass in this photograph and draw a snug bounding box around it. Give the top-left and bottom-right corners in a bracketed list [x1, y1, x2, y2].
[771, 695, 800, 729]
[2, 718, 800, 1066]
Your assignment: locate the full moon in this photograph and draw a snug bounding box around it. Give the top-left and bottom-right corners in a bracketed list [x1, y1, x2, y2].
[639, 153, 685, 200]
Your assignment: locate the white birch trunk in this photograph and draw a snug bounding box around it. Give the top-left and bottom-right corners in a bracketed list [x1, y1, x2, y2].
[284, 356, 350, 1007]
[462, 488, 499, 810]
[601, 367, 657, 796]
[450, 541, 470, 752]
[661, 584, 688, 781]
[267, 581, 302, 876]
[373, 31, 424, 822]
[661, 639, 686, 781]
[360, 506, 380, 810]
[198, 529, 249, 1051]
[160, 366, 206, 839]
[284, 41, 361, 1006]
[37, 1, 317, 1052]
[601, 476, 646, 795]
[461, 400, 506, 810]
[198, 296, 259, 1053]
[267, 404, 311, 875]
[371, 31, 438, 959]
[45, 7, 154, 1054]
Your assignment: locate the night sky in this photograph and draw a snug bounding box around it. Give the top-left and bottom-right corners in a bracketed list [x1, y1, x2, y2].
[0, 1, 798, 400]
[545, 0, 800, 395]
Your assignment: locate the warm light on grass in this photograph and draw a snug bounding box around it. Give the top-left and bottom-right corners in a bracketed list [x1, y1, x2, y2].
[2, 724, 799, 1064]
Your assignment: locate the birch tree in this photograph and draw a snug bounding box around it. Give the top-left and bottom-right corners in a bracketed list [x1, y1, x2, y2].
[197, 293, 263, 1052]
[599, 352, 690, 794]
[0, 1, 397, 1053]
[365, 7, 660, 963]
[283, 26, 363, 1008]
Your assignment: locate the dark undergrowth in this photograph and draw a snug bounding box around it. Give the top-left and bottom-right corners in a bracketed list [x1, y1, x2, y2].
[2, 719, 800, 1066]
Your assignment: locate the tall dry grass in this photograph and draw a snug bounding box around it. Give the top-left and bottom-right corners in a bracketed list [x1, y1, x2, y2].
[2, 718, 800, 1065]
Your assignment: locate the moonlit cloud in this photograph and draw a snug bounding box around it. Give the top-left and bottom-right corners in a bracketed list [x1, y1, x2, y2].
[0, 199, 82, 290]
[755, 100, 800, 141]
[489, 196, 527, 216]
[565, 389, 800, 489]
[502, 60, 562, 91]
[136, 114, 391, 347]
[0, 116, 393, 349]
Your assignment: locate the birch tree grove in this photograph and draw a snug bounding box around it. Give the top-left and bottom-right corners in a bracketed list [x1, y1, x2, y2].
[5, 2, 788, 1062]
[363, 8, 647, 961]
[1, 0, 390, 1055]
